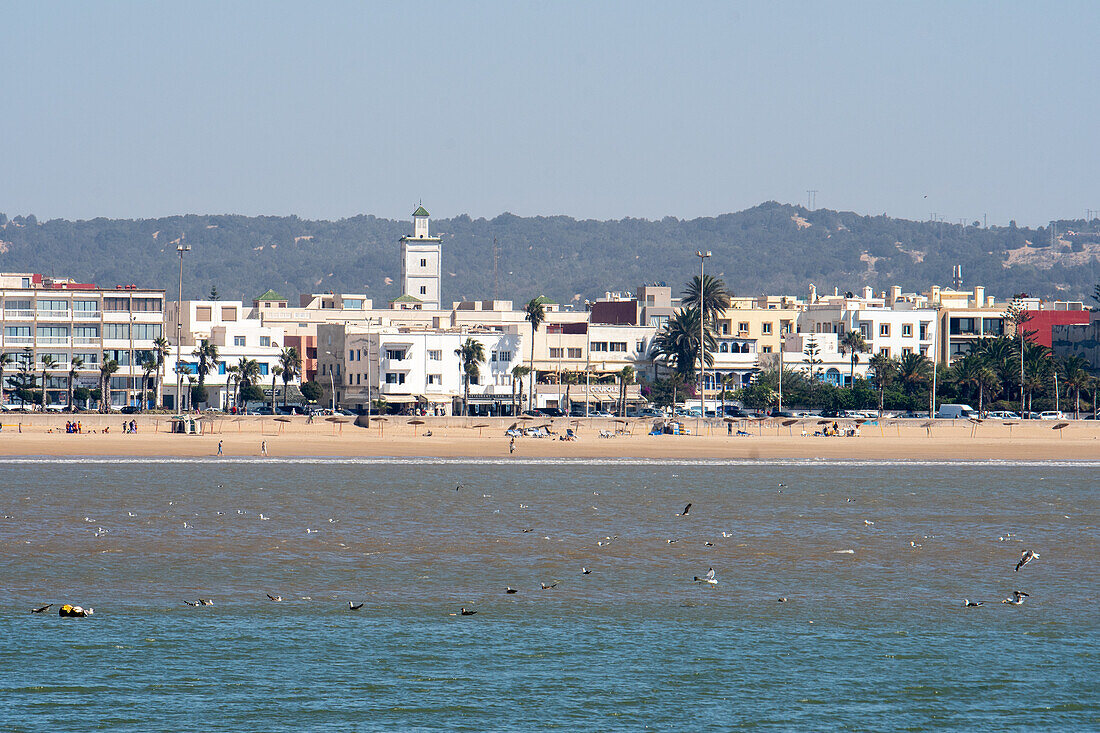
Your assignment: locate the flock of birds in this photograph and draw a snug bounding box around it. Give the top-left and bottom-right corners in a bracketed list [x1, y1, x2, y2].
[27, 491, 1047, 618]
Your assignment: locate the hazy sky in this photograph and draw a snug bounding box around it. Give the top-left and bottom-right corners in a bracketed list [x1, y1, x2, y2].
[2, 1, 1097, 226]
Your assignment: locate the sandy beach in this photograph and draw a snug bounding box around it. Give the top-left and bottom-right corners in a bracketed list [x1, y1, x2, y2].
[1, 413, 1096, 460]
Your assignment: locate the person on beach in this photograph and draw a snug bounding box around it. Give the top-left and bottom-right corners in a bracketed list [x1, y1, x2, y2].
[261, 441, 267, 457]
[509, 437, 515, 454]
[217, 440, 223, 456]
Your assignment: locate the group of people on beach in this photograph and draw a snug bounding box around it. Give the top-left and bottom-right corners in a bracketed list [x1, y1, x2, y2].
[121, 420, 138, 434]
[64, 421, 83, 434]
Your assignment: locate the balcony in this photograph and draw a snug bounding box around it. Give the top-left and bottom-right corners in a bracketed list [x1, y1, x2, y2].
[5, 336, 34, 346]
[73, 310, 102, 320]
[36, 309, 72, 320]
[380, 382, 411, 394]
[3, 309, 35, 320]
[73, 337, 100, 346]
[36, 336, 71, 346]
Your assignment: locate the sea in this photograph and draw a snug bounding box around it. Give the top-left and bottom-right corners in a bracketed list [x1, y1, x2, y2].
[1, 458, 1097, 731]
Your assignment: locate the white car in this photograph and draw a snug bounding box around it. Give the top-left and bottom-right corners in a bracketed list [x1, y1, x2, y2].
[986, 411, 1020, 420]
[1039, 411, 1065, 420]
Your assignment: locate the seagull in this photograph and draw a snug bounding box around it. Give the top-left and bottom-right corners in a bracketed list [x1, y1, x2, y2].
[693, 568, 718, 585]
[1015, 550, 1039, 572]
[460, 607, 477, 615]
[199, 599, 213, 606]
[31, 603, 53, 614]
[704, 541, 714, 547]
[521, 528, 533, 533]
[667, 539, 678, 544]
[1002, 591, 1029, 605]
[505, 587, 518, 594]
[777, 597, 788, 603]
[677, 503, 692, 516]
[266, 594, 283, 602]
[348, 601, 364, 611]
[127, 512, 136, 517]
[455, 483, 465, 492]
[864, 520, 874, 526]
[910, 541, 922, 548]
[722, 532, 732, 538]
[964, 599, 983, 607]
[259, 514, 268, 520]
[581, 568, 591, 575]
[540, 582, 557, 590]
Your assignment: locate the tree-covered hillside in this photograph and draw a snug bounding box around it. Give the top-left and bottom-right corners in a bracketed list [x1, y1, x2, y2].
[0, 203, 1097, 305]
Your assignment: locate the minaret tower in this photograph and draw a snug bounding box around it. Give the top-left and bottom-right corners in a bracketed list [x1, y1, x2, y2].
[399, 204, 442, 309]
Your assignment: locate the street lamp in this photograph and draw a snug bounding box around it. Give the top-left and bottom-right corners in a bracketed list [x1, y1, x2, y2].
[324, 350, 336, 412]
[696, 250, 711, 431]
[778, 336, 785, 414]
[175, 240, 190, 411]
[1053, 370, 1060, 414]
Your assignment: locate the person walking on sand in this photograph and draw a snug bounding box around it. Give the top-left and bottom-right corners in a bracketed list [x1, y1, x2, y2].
[261, 440, 267, 457]
[217, 440, 223, 457]
[509, 437, 515, 454]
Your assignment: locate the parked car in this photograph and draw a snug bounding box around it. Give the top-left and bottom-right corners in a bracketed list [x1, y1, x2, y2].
[722, 407, 749, 418]
[252, 406, 275, 415]
[1020, 411, 1042, 420]
[985, 411, 1020, 420]
[936, 403, 975, 419]
[1038, 411, 1065, 420]
[119, 405, 141, 414]
[539, 407, 565, 418]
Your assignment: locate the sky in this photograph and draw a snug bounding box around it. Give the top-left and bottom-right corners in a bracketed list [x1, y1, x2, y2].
[1, 1, 1097, 226]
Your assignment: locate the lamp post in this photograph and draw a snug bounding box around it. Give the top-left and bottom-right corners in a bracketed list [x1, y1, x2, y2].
[270, 342, 279, 413]
[129, 313, 136, 408]
[175, 240, 190, 411]
[324, 350, 336, 412]
[778, 336, 785, 414]
[1053, 370, 1060, 413]
[696, 250, 711, 433]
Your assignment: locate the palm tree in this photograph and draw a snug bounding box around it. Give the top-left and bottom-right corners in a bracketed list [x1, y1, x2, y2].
[234, 357, 261, 410]
[652, 307, 716, 382]
[1003, 299, 1033, 415]
[224, 364, 239, 411]
[682, 274, 731, 327]
[510, 365, 530, 416]
[141, 357, 158, 411]
[152, 336, 170, 408]
[617, 365, 635, 417]
[0, 352, 12, 407]
[975, 365, 1000, 416]
[99, 357, 119, 412]
[278, 347, 302, 407]
[191, 339, 219, 407]
[949, 354, 982, 405]
[67, 356, 85, 411]
[39, 355, 57, 411]
[270, 365, 283, 412]
[455, 338, 485, 416]
[868, 353, 896, 416]
[976, 336, 1018, 403]
[524, 298, 546, 409]
[561, 370, 578, 416]
[839, 330, 868, 388]
[897, 353, 932, 398]
[1060, 355, 1091, 419]
[1021, 343, 1053, 414]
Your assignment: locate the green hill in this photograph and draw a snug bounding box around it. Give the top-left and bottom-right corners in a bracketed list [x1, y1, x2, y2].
[0, 203, 1097, 304]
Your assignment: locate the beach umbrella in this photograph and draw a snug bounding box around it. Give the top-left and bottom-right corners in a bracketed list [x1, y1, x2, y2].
[408, 418, 425, 436]
[1003, 420, 1018, 437]
[519, 414, 535, 421]
[370, 415, 388, 437]
[471, 422, 489, 437]
[1052, 421, 1069, 438]
[325, 416, 349, 435]
[275, 416, 291, 434]
[920, 420, 935, 437]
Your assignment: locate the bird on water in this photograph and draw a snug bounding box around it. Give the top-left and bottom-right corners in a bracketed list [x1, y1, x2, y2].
[693, 568, 718, 585]
[1002, 591, 1029, 605]
[1015, 550, 1039, 572]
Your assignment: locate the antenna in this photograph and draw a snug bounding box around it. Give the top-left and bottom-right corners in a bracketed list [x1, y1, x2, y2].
[806, 190, 818, 209]
[492, 236, 499, 301]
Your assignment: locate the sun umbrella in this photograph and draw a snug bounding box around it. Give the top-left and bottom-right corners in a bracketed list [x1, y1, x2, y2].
[471, 422, 490, 437]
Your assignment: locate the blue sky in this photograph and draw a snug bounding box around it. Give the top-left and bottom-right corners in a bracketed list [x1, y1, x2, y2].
[1, 1, 1097, 226]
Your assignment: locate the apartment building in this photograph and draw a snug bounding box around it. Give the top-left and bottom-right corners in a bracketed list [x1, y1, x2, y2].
[0, 273, 165, 408]
[801, 286, 937, 367]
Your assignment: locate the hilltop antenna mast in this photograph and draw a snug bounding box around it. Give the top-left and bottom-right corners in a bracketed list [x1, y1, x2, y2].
[806, 190, 818, 209]
[492, 236, 499, 301]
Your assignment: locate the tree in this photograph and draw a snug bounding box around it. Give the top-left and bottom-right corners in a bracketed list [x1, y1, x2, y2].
[13, 348, 36, 409]
[897, 353, 932, 397]
[682, 274, 731, 327]
[1003, 299, 1033, 415]
[1060, 355, 1092, 419]
[617, 366, 635, 417]
[802, 336, 824, 404]
[191, 339, 219, 407]
[839, 330, 868, 388]
[976, 365, 1000, 415]
[300, 380, 323, 404]
[39, 355, 57, 410]
[524, 298, 546, 410]
[141, 357, 158, 411]
[0, 352, 11, 407]
[74, 387, 92, 408]
[868, 353, 897, 416]
[152, 335, 171, 408]
[99, 357, 119, 412]
[67, 356, 85, 411]
[455, 338, 485, 416]
[278, 347, 302, 407]
[270, 365, 283, 412]
[234, 357, 261, 409]
[209, 285, 220, 301]
[976, 336, 1018, 402]
[652, 307, 716, 382]
[561, 370, 578, 415]
[510, 365, 530, 416]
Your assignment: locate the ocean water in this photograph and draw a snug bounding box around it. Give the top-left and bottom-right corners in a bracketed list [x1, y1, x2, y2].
[1, 458, 1097, 731]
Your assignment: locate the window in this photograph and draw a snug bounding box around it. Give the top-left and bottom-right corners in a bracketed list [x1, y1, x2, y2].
[386, 349, 405, 361]
[879, 323, 890, 337]
[590, 342, 608, 352]
[982, 318, 1004, 336]
[104, 323, 129, 340]
[74, 326, 99, 339]
[5, 299, 32, 312]
[234, 336, 246, 347]
[344, 299, 363, 309]
[132, 324, 161, 340]
[610, 342, 627, 352]
[902, 347, 913, 355]
[73, 352, 98, 366]
[950, 318, 977, 335]
[497, 350, 513, 362]
[427, 374, 441, 385]
[428, 350, 442, 361]
[195, 306, 212, 322]
[738, 322, 749, 333]
[781, 321, 792, 335]
[36, 325, 69, 338]
[37, 299, 68, 312]
[385, 372, 406, 385]
[762, 345, 773, 353]
[349, 349, 356, 361]
[221, 307, 237, 321]
[919, 323, 929, 340]
[550, 348, 563, 358]
[73, 300, 98, 313]
[567, 348, 582, 359]
[355, 374, 360, 385]
[721, 322, 730, 335]
[105, 349, 131, 366]
[103, 297, 130, 312]
[420, 258, 427, 267]
[902, 324, 913, 337]
[490, 351, 497, 362]
[762, 322, 773, 335]
[260, 336, 271, 347]
[132, 298, 162, 312]
[879, 347, 891, 358]
[258, 363, 269, 376]
[5, 326, 30, 337]
[419, 286, 427, 295]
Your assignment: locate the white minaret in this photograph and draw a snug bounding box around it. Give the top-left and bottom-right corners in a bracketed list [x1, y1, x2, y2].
[399, 205, 442, 309]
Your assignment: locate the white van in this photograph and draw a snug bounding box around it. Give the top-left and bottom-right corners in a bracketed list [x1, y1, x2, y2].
[936, 403, 975, 419]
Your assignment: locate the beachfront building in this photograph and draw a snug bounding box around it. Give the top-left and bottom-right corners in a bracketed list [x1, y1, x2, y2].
[316, 322, 525, 415]
[165, 300, 290, 409]
[1052, 310, 1100, 372]
[0, 273, 165, 408]
[400, 205, 442, 310]
[800, 286, 937, 376]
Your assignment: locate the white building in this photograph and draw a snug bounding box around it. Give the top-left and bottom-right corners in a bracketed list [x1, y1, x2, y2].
[317, 322, 525, 415]
[0, 273, 165, 408]
[399, 206, 442, 309]
[165, 300, 293, 409]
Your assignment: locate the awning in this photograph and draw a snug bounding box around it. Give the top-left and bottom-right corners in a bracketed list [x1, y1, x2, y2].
[378, 395, 417, 404]
[418, 394, 453, 403]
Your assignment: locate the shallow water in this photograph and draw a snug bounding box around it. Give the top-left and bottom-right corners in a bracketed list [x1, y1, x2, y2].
[1, 459, 1097, 730]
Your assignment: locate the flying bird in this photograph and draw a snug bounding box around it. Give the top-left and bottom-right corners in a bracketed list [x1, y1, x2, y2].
[677, 503, 692, 516]
[581, 568, 591, 575]
[267, 594, 283, 602]
[31, 603, 52, 614]
[693, 568, 718, 585]
[1015, 550, 1039, 572]
[348, 601, 364, 611]
[540, 582, 558, 590]
[1002, 591, 1030, 605]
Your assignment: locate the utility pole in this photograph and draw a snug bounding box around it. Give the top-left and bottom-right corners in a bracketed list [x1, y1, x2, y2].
[492, 236, 499, 301]
[175, 238, 190, 412]
[696, 250, 711, 433]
